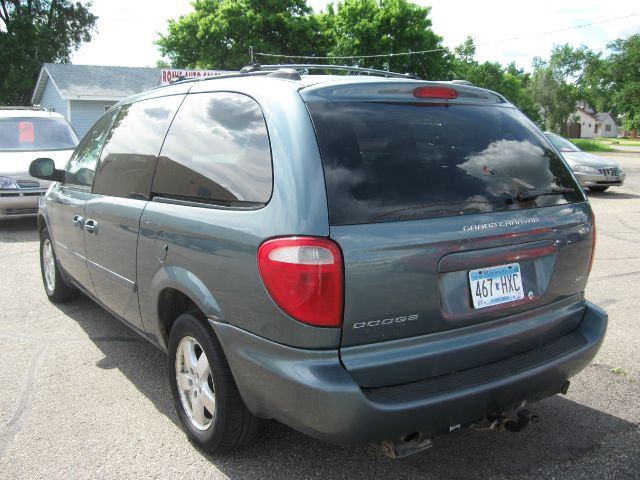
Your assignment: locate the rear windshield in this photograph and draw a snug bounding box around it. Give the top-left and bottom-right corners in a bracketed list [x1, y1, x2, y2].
[0, 117, 78, 152]
[306, 102, 582, 225]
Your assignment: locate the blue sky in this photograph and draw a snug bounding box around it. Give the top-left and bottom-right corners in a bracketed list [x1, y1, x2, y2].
[71, 0, 639, 72]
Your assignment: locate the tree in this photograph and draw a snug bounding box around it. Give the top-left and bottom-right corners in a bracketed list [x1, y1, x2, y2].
[450, 37, 539, 123]
[528, 44, 600, 133]
[604, 34, 640, 131]
[156, 0, 332, 70]
[0, 0, 97, 105]
[324, 0, 450, 80]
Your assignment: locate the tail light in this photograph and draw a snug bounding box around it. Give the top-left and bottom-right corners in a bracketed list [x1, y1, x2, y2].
[257, 237, 343, 327]
[588, 212, 597, 274]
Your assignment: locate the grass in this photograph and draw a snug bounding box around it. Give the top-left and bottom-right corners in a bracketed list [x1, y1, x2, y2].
[610, 367, 627, 375]
[596, 137, 640, 147]
[571, 139, 617, 152]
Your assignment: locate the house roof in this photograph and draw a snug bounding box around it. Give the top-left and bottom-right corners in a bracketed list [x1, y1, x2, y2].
[576, 106, 599, 120]
[31, 63, 162, 104]
[596, 112, 614, 122]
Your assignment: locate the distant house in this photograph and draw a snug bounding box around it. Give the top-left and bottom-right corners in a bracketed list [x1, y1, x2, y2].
[31, 64, 162, 138]
[567, 103, 618, 139]
[31, 64, 229, 138]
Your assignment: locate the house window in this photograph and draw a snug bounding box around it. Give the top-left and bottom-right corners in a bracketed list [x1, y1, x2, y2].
[606, 124, 611, 132]
[588, 123, 591, 128]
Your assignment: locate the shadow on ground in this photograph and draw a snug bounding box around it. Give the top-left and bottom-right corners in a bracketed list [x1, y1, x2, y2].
[53, 298, 639, 480]
[0, 218, 38, 243]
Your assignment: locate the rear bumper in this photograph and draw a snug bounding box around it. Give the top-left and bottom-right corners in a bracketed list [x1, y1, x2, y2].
[212, 301, 607, 445]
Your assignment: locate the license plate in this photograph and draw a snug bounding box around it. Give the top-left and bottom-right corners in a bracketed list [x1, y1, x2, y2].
[469, 263, 524, 309]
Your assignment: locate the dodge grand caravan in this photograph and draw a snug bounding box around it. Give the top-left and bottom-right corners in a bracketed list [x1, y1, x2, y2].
[30, 65, 607, 455]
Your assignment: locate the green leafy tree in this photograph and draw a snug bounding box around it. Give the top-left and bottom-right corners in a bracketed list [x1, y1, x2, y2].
[0, 0, 97, 105]
[324, 0, 450, 79]
[156, 0, 333, 70]
[528, 44, 601, 133]
[451, 37, 539, 123]
[604, 34, 640, 131]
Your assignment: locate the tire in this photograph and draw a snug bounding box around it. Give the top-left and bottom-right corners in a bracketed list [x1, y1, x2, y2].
[39, 228, 80, 303]
[589, 186, 609, 192]
[168, 311, 259, 452]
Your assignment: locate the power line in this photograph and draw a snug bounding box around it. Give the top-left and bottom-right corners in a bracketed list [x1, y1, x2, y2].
[254, 11, 640, 61]
[254, 47, 447, 61]
[476, 11, 640, 46]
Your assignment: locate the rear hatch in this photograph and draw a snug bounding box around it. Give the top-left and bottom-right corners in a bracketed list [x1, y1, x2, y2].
[302, 81, 594, 387]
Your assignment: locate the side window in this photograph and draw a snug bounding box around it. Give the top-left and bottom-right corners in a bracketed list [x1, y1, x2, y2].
[64, 109, 119, 187]
[92, 95, 183, 199]
[152, 92, 272, 206]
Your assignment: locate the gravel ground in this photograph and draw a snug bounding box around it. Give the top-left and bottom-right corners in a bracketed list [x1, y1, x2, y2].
[0, 155, 638, 479]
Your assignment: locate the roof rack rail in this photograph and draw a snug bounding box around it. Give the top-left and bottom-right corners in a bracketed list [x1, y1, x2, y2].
[241, 63, 420, 80]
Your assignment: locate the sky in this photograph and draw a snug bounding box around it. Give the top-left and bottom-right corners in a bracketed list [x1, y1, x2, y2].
[70, 0, 640, 72]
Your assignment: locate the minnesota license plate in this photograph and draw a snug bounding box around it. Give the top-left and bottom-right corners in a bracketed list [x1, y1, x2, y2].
[469, 263, 524, 309]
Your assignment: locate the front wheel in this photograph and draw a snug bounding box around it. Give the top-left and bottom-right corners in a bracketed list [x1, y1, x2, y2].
[168, 312, 259, 452]
[589, 186, 609, 192]
[40, 228, 80, 303]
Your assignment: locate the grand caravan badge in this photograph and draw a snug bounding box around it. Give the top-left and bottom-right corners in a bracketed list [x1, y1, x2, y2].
[462, 217, 540, 232]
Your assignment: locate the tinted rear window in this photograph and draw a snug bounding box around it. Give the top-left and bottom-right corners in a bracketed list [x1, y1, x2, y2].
[0, 117, 77, 152]
[306, 102, 582, 225]
[152, 92, 272, 206]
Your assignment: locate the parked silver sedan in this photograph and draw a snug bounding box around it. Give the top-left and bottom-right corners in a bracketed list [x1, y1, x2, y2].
[545, 133, 625, 192]
[0, 107, 78, 219]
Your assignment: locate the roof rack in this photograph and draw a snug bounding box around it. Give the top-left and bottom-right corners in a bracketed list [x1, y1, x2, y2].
[240, 63, 420, 80]
[160, 63, 421, 89]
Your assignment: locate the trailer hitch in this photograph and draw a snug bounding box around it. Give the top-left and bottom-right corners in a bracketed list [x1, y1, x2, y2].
[472, 407, 539, 432]
[380, 432, 433, 459]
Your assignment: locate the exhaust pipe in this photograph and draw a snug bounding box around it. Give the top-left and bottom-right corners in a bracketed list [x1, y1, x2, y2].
[504, 408, 539, 432]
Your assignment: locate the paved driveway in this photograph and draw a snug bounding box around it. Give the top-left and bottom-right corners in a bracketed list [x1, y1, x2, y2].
[1, 155, 638, 479]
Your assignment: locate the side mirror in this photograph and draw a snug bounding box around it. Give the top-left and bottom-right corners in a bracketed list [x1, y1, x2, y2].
[29, 158, 65, 182]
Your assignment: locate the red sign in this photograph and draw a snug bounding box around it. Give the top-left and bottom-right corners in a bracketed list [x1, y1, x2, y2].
[19, 121, 35, 143]
[160, 69, 232, 85]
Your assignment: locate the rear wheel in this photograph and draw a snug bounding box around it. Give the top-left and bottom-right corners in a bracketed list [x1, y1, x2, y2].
[40, 228, 80, 303]
[168, 311, 259, 452]
[589, 186, 609, 192]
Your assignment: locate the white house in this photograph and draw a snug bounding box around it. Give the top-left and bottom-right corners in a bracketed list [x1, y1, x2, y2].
[569, 104, 618, 138]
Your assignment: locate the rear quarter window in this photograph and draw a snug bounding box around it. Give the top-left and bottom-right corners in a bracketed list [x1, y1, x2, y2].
[306, 101, 582, 225]
[152, 92, 272, 207]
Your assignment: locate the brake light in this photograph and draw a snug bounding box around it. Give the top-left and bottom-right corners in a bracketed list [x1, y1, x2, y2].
[413, 86, 458, 99]
[257, 237, 343, 327]
[588, 212, 596, 274]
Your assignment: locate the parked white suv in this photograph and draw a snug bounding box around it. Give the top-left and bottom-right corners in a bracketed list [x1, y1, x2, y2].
[0, 106, 78, 219]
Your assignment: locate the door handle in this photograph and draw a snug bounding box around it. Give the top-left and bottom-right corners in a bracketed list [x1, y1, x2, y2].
[84, 219, 98, 233]
[72, 215, 84, 228]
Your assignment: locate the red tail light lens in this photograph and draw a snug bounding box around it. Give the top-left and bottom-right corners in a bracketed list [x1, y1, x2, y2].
[414, 86, 458, 99]
[257, 237, 343, 327]
[588, 212, 596, 274]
